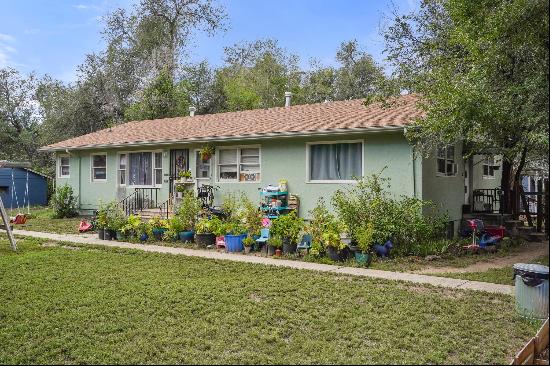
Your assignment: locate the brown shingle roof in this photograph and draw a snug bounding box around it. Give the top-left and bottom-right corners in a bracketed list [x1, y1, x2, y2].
[41, 94, 421, 151]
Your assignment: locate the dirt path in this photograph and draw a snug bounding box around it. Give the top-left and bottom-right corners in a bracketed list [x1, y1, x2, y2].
[415, 241, 549, 274]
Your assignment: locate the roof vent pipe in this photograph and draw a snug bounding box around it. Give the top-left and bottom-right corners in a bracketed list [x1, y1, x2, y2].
[284, 92, 292, 108]
[189, 106, 196, 117]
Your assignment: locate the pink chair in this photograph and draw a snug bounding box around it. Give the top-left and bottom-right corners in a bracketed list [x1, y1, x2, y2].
[216, 236, 226, 251]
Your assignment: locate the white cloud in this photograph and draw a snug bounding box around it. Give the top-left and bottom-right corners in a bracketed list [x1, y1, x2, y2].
[0, 33, 17, 68]
[73, 4, 101, 11]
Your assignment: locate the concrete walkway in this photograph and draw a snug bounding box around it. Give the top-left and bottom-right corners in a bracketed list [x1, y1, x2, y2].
[14, 229, 514, 296]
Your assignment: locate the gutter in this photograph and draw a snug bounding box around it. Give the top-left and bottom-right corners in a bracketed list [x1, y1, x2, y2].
[39, 126, 406, 152]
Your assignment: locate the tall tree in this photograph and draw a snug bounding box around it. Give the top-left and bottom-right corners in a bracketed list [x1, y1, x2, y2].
[0, 68, 41, 164]
[383, 0, 549, 214]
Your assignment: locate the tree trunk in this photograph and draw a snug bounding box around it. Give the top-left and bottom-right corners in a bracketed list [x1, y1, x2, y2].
[501, 159, 512, 214]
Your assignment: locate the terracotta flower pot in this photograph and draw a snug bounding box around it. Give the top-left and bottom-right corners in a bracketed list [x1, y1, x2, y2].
[275, 249, 282, 257]
[244, 246, 252, 254]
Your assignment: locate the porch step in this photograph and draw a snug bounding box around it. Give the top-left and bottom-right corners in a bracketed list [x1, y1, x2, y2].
[134, 208, 173, 220]
[527, 232, 547, 242]
[517, 226, 535, 240]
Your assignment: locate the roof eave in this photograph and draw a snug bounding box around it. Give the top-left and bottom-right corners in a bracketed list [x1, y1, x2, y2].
[39, 126, 406, 152]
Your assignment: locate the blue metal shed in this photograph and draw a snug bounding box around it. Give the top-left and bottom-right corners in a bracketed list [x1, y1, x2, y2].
[0, 161, 50, 209]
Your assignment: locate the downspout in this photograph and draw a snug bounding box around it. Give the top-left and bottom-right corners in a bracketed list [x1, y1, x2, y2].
[412, 147, 417, 198]
[78, 153, 82, 212]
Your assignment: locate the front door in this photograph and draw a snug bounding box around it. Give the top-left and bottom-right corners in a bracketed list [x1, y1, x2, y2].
[195, 150, 212, 188]
[169, 149, 189, 195]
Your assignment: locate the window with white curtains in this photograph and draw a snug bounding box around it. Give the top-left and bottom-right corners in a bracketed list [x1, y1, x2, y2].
[308, 142, 362, 181]
[128, 152, 153, 186]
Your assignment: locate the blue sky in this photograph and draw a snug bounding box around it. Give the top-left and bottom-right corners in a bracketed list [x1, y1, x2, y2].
[0, 0, 418, 83]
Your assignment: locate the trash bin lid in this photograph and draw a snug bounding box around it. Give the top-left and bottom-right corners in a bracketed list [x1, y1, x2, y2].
[513, 263, 549, 279]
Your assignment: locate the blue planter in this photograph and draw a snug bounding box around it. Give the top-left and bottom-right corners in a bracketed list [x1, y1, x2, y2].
[179, 231, 195, 242]
[224, 234, 246, 252]
[140, 233, 149, 241]
[152, 228, 166, 240]
[354, 252, 372, 267]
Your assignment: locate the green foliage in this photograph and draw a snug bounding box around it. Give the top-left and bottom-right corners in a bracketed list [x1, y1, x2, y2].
[384, 0, 549, 208]
[105, 203, 127, 231]
[50, 184, 79, 219]
[175, 190, 202, 230]
[164, 216, 185, 241]
[240, 196, 263, 238]
[270, 211, 304, 244]
[195, 216, 219, 234]
[242, 236, 255, 247]
[306, 198, 343, 255]
[355, 222, 374, 253]
[121, 214, 144, 236]
[332, 173, 447, 256]
[148, 216, 168, 230]
[268, 235, 283, 249]
[124, 70, 191, 121]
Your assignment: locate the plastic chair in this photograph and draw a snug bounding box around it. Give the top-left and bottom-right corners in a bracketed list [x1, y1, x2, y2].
[255, 228, 270, 245]
[216, 236, 226, 250]
[297, 234, 312, 253]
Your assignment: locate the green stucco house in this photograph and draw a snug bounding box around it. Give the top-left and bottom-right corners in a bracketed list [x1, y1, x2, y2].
[40, 94, 502, 228]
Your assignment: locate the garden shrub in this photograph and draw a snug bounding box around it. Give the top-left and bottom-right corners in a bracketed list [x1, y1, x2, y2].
[175, 190, 202, 231]
[50, 184, 79, 218]
[332, 173, 448, 256]
[306, 198, 344, 255]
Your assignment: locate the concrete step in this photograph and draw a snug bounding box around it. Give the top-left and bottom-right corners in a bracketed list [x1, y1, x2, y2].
[517, 226, 535, 240]
[527, 232, 548, 242]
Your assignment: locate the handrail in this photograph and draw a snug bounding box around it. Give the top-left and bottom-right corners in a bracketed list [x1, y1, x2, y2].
[118, 188, 161, 216]
[158, 196, 173, 220]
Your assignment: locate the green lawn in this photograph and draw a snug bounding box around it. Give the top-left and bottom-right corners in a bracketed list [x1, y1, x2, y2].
[0, 237, 540, 364]
[432, 255, 549, 286]
[6, 206, 85, 235]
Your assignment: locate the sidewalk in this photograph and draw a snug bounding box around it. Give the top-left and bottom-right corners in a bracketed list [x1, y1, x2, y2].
[13, 229, 514, 296]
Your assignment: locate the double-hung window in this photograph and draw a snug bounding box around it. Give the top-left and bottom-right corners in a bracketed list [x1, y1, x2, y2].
[91, 154, 107, 181]
[482, 156, 497, 179]
[308, 141, 362, 182]
[436, 146, 457, 176]
[217, 146, 261, 182]
[58, 155, 70, 178]
[118, 154, 127, 185]
[127, 151, 163, 186]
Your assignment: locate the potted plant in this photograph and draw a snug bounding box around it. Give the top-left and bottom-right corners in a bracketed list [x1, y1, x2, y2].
[178, 170, 193, 182]
[149, 216, 168, 240]
[354, 222, 374, 267]
[322, 219, 346, 261]
[243, 236, 255, 254]
[96, 203, 108, 240]
[223, 221, 247, 252]
[199, 144, 215, 162]
[105, 202, 124, 240]
[121, 214, 142, 239]
[164, 216, 185, 242]
[195, 216, 220, 247]
[267, 235, 282, 256]
[270, 211, 304, 254]
[175, 191, 202, 242]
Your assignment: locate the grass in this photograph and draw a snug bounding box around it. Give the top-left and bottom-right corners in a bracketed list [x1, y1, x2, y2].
[432, 255, 549, 286]
[6, 206, 84, 235]
[0, 236, 541, 364]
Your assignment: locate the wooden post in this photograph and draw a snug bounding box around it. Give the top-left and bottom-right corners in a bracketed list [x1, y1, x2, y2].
[537, 179, 543, 232]
[0, 196, 17, 251]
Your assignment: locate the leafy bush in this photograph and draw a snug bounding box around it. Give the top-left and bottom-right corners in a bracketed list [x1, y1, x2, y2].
[270, 211, 304, 244]
[268, 235, 283, 249]
[332, 173, 448, 256]
[121, 214, 144, 236]
[50, 184, 79, 218]
[306, 199, 344, 255]
[175, 190, 202, 230]
[105, 203, 127, 232]
[164, 216, 185, 240]
[240, 196, 263, 237]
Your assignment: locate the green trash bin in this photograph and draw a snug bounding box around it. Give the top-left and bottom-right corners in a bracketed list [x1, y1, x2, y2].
[513, 263, 549, 319]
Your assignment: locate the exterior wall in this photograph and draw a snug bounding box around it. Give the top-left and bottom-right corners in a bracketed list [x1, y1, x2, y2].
[471, 154, 502, 191]
[0, 168, 48, 207]
[55, 131, 420, 218]
[421, 143, 466, 226]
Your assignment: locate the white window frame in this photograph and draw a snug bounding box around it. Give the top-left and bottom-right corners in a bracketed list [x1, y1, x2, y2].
[482, 156, 497, 180]
[119, 150, 164, 188]
[216, 145, 261, 183]
[90, 153, 108, 182]
[153, 152, 163, 186]
[117, 153, 127, 186]
[195, 149, 211, 180]
[305, 140, 364, 184]
[436, 146, 458, 177]
[58, 155, 70, 178]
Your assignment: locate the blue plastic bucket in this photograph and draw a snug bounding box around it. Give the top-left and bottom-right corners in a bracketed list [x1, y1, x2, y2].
[225, 234, 246, 252]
